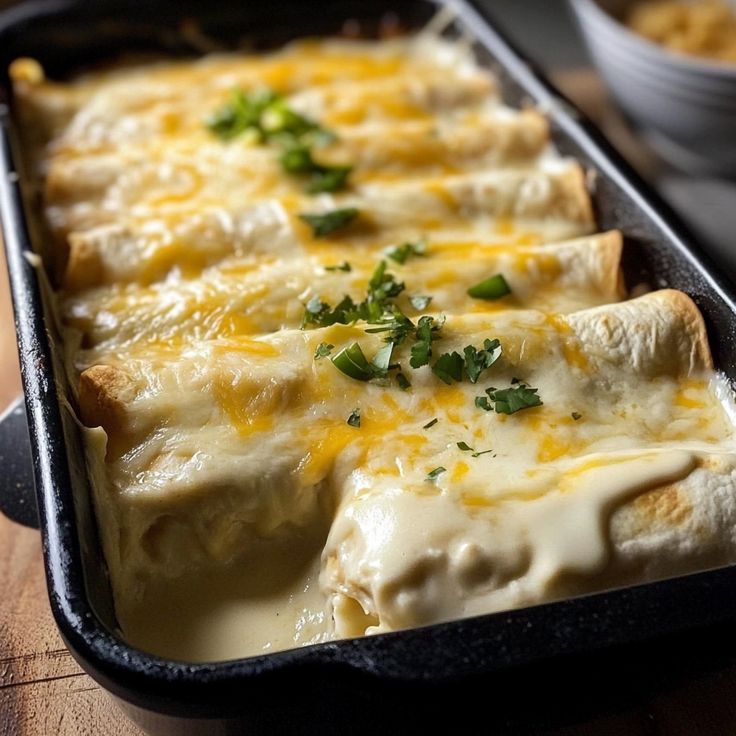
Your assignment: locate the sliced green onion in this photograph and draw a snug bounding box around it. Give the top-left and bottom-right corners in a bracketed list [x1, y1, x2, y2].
[300, 208, 359, 238]
[307, 165, 352, 194]
[467, 273, 511, 300]
[370, 343, 394, 377]
[331, 342, 373, 381]
[423, 417, 438, 429]
[347, 408, 361, 428]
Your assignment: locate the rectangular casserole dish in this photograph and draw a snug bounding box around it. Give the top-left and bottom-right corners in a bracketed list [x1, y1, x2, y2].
[3, 0, 736, 732]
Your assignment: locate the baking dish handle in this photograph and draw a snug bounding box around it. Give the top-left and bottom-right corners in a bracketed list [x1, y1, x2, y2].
[0, 395, 38, 528]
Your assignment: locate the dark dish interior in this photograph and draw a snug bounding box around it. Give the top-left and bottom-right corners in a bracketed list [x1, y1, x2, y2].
[2, 0, 736, 728]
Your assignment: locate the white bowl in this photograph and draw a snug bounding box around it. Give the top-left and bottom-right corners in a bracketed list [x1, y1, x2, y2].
[569, 0, 736, 177]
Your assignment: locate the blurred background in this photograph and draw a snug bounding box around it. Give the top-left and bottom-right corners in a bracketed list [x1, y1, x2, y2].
[487, 0, 736, 281]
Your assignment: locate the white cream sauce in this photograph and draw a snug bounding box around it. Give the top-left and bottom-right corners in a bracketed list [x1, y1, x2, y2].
[120, 535, 330, 662]
[324, 447, 720, 636]
[519, 450, 697, 587]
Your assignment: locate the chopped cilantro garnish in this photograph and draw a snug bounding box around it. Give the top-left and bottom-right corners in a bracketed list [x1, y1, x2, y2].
[302, 294, 358, 328]
[467, 273, 512, 300]
[430, 339, 500, 386]
[279, 144, 316, 173]
[303, 260, 409, 334]
[205, 88, 280, 141]
[260, 97, 325, 140]
[303, 295, 329, 324]
[206, 88, 329, 145]
[426, 467, 446, 481]
[423, 418, 438, 429]
[463, 339, 502, 384]
[207, 88, 349, 193]
[368, 260, 405, 301]
[386, 240, 427, 264]
[347, 408, 361, 428]
[324, 262, 352, 272]
[476, 383, 543, 415]
[432, 351, 464, 384]
[490, 385, 542, 414]
[300, 208, 360, 237]
[314, 342, 334, 359]
[456, 441, 494, 457]
[572, 411, 582, 421]
[307, 165, 352, 194]
[273, 120, 348, 192]
[410, 295, 432, 311]
[410, 315, 442, 368]
[364, 307, 415, 346]
[475, 396, 492, 411]
[302, 257, 446, 387]
[280, 145, 352, 192]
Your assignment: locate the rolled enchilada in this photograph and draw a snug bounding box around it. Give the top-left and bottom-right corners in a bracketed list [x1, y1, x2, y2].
[11, 28, 736, 661]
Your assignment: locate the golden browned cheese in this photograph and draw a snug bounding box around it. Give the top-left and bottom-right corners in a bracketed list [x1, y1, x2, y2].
[11, 30, 736, 662]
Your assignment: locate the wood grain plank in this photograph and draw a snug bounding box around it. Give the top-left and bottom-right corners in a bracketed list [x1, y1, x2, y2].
[0, 516, 72, 681]
[0, 501, 144, 735]
[0, 650, 80, 689]
[0, 673, 143, 736]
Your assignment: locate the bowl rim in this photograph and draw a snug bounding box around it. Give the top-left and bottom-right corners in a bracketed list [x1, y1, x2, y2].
[570, 0, 736, 80]
[591, 42, 736, 110]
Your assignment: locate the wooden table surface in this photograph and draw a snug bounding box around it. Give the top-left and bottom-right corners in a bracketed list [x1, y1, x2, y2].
[1, 70, 736, 736]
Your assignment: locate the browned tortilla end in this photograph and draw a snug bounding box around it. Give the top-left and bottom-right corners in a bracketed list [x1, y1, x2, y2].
[78, 365, 137, 456]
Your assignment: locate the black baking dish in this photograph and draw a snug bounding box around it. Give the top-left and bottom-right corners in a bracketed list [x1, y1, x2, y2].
[2, 1, 736, 733]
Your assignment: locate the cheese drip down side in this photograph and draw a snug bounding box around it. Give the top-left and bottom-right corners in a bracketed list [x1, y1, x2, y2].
[12, 29, 736, 662]
[323, 450, 708, 635]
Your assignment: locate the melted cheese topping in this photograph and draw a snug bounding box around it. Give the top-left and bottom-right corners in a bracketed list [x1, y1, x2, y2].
[13, 30, 736, 662]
